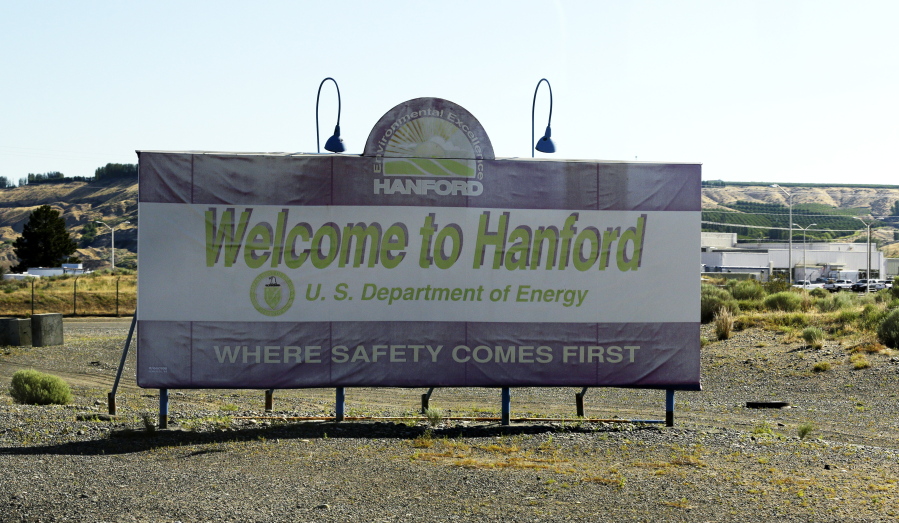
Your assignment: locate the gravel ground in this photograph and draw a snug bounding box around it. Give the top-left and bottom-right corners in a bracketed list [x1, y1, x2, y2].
[2, 319, 899, 522]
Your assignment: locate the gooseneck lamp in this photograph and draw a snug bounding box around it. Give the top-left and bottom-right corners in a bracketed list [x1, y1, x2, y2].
[316, 77, 346, 153]
[531, 78, 556, 157]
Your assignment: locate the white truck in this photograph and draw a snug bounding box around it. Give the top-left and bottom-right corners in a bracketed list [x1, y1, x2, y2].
[823, 279, 854, 292]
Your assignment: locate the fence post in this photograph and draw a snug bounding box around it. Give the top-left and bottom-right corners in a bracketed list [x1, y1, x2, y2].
[575, 387, 588, 418]
[265, 389, 274, 412]
[116, 277, 120, 317]
[31, 278, 35, 317]
[72, 275, 79, 316]
[501, 387, 511, 426]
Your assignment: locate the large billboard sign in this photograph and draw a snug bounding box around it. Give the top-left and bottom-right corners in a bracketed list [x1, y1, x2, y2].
[137, 97, 701, 390]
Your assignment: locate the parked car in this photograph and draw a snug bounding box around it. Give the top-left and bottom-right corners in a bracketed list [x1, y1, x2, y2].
[823, 279, 854, 292]
[851, 279, 888, 292]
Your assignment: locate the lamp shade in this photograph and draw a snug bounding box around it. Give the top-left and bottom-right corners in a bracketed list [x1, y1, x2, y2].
[535, 125, 555, 154]
[324, 125, 345, 153]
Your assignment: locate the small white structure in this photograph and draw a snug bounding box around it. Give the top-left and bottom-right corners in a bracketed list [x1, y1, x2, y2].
[701, 233, 886, 281]
[3, 263, 89, 279]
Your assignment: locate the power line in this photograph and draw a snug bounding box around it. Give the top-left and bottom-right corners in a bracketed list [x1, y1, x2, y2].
[701, 221, 864, 233]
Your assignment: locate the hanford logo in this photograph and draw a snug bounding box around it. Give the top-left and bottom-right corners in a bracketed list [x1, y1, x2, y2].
[363, 98, 495, 197]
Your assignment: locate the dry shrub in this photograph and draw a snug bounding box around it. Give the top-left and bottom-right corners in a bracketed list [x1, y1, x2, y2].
[731, 280, 765, 300]
[859, 304, 888, 332]
[809, 287, 828, 299]
[701, 284, 739, 323]
[714, 308, 734, 340]
[877, 309, 899, 349]
[850, 342, 888, 354]
[835, 309, 860, 324]
[763, 292, 802, 312]
[816, 292, 853, 313]
[736, 299, 764, 312]
[765, 312, 809, 329]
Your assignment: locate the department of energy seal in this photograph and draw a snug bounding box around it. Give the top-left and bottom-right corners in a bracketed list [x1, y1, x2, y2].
[250, 270, 295, 316]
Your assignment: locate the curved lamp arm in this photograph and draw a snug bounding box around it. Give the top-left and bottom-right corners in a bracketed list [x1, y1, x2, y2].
[316, 77, 345, 153]
[531, 78, 556, 157]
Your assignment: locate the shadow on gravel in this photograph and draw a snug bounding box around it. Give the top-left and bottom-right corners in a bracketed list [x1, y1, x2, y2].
[0, 420, 658, 457]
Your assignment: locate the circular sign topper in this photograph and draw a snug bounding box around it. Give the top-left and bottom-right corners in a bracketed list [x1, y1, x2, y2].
[363, 97, 494, 181]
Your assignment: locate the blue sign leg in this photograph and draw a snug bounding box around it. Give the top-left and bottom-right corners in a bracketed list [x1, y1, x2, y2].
[159, 388, 169, 429]
[501, 387, 511, 426]
[335, 387, 345, 422]
[666, 389, 675, 427]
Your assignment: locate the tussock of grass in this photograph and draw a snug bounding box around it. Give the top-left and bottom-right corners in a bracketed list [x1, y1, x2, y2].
[797, 422, 815, 440]
[715, 308, 735, 340]
[812, 361, 832, 373]
[849, 353, 871, 370]
[412, 430, 435, 448]
[850, 342, 889, 354]
[801, 327, 826, 349]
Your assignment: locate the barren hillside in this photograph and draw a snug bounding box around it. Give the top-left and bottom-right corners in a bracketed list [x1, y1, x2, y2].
[0, 179, 137, 271]
[702, 184, 899, 216]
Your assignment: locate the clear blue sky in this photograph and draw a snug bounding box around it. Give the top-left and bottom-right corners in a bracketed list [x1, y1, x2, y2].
[2, 0, 897, 185]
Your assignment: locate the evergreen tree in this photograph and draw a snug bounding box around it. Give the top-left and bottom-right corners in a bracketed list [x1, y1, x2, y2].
[12, 205, 79, 271]
[80, 221, 98, 246]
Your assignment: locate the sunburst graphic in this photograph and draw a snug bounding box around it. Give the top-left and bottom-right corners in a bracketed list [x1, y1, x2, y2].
[384, 117, 477, 177]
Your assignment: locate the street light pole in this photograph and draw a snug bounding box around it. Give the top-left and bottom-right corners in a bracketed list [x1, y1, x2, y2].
[793, 223, 817, 287]
[771, 185, 793, 282]
[95, 220, 129, 271]
[854, 217, 873, 293]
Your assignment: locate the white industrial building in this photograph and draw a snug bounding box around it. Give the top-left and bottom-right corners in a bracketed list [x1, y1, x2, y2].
[701, 232, 885, 282]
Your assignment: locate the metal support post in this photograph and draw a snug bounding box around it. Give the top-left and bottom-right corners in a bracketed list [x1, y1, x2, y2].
[575, 387, 588, 418]
[501, 387, 511, 426]
[665, 389, 675, 427]
[265, 389, 274, 412]
[108, 313, 137, 415]
[335, 387, 345, 422]
[421, 387, 435, 413]
[159, 388, 169, 429]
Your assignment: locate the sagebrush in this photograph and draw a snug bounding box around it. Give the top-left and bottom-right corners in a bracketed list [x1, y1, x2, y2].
[877, 309, 899, 349]
[701, 284, 739, 323]
[9, 369, 73, 405]
[763, 292, 802, 312]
